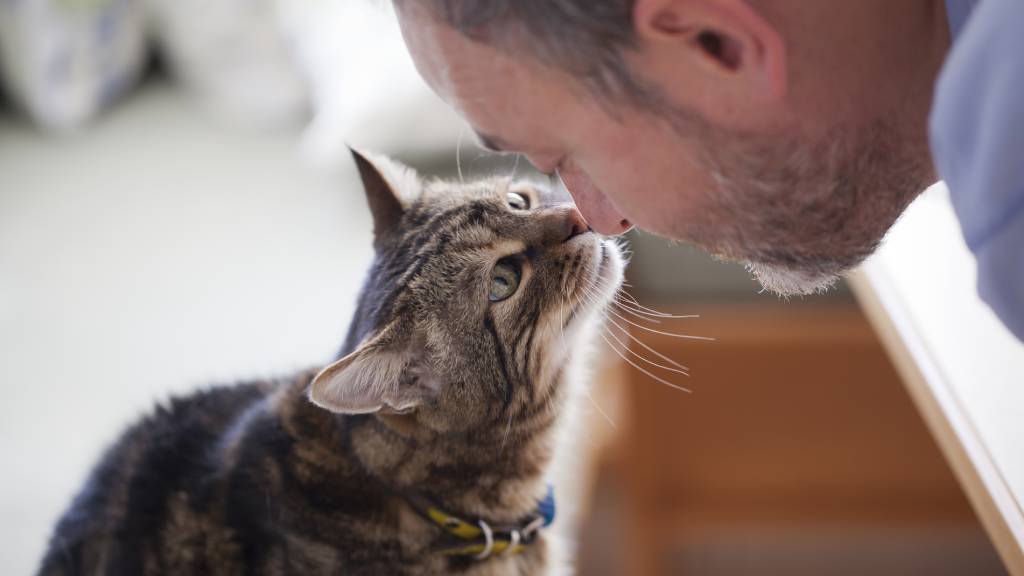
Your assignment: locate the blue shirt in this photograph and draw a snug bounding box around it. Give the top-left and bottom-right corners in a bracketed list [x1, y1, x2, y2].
[931, 0, 1024, 341]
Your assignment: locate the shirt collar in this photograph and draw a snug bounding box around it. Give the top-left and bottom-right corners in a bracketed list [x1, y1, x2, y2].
[945, 0, 980, 39]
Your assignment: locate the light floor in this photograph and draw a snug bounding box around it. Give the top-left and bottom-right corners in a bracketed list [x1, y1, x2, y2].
[0, 83, 374, 574]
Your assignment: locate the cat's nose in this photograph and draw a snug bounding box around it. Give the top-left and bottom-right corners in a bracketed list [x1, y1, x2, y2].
[561, 205, 591, 242]
[538, 204, 592, 246]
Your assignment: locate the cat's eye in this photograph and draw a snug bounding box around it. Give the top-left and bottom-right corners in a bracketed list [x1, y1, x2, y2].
[489, 258, 522, 302]
[507, 192, 530, 211]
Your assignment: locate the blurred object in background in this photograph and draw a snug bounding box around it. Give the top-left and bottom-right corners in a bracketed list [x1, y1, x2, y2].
[280, 0, 469, 165]
[0, 0, 466, 162]
[145, 0, 308, 129]
[0, 0, 147, 130]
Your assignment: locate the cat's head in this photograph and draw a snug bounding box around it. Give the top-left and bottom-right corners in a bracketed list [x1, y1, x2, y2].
[308, 150, 623, 434]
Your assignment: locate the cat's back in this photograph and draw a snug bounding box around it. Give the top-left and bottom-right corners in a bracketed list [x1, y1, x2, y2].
[37, 380, 272, 576]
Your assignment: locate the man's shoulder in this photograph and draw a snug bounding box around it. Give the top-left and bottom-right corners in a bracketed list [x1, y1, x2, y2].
[930, 0, 1024, 341]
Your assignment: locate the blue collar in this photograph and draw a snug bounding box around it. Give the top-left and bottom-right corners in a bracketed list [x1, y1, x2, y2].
[536, 484, 557, 527]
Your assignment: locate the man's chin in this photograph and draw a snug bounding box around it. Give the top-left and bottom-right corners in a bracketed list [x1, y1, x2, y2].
[743, 260, 841, 297]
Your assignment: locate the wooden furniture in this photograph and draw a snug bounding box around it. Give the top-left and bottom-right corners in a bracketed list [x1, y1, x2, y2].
[851, 184, 1024, 575]
[588, 302, 1004, 575]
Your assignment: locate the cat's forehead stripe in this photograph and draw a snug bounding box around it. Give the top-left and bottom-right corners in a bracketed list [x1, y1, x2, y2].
[370, 199, 505, 322]
[490, 239, 527, 258]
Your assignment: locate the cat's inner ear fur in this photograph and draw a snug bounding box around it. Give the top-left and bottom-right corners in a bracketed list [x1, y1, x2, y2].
[309, 325, 437, 415]
[349, 148, 420, 244]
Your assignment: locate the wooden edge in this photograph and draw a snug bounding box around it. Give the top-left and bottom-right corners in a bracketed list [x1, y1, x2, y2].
[849, 267, 1024, 576]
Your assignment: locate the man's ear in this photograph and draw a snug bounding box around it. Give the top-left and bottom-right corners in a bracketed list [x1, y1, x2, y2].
[349, 148, 421, 246]
[631, 0, 787, 105]
[309, 325, 434, 415]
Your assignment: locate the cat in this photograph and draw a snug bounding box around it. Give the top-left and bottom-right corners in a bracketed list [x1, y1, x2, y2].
[37, 150, 624, 576]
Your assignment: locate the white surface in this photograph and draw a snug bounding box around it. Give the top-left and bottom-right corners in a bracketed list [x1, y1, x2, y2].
[859, 184, 1024, 559]
[0, 83, 374, 574]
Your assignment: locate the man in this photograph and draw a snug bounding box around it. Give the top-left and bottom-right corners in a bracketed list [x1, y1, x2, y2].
[392, 0, 1023, 341]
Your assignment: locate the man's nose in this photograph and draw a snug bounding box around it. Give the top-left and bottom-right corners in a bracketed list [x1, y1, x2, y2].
[556, 164, 633, 236]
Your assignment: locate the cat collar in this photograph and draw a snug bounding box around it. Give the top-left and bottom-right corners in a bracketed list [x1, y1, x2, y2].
[404, 485, 556, 560]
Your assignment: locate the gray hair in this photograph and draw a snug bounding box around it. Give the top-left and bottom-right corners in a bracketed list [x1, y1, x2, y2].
[410, 0, 661, 107]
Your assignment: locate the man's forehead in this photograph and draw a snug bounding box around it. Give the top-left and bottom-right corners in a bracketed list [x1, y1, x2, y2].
[394, 4, 450, 88]
[395, 2, 530, 118]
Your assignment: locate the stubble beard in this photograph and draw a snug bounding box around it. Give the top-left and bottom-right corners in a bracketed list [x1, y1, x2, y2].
[679, 114, 931, 297]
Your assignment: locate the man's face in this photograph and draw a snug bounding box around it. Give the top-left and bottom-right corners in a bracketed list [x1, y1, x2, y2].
[395, 3, 933, 295]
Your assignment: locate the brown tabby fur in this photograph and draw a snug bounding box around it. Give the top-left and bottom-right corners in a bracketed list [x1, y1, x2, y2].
[37, 151, 623, 575]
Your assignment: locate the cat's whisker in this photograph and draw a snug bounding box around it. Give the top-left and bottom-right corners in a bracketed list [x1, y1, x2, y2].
[603, 300, 715, 341]
[577, 285, 692, 379]
[607, 293, 708, 337]
[557, 293, 579, 348]
[614, 290, 693, 319]
[579, 282, 665, 325]
[614, 245, 635, 261]
[456, 127, 466, 184]
[602, 313, 691, 373]
[601, 323, 690, 376]
[558, 302, 566, 349]
[608, 296, 669, 324]
[614, 302, 663, 324]
[613, 297, 699, 321]
[597, 330, 692, 394]
[576, 281, 693, 374]
[589, 277, 689, 326]
[500, 406, 515, 452]
[584, 388, 617, 429]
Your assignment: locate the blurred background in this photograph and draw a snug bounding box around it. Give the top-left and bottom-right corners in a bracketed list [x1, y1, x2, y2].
[0, 1, 1008, 574]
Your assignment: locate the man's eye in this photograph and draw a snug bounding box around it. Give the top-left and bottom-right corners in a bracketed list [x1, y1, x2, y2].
[479, 136, 502, 152]
[507, 192, 530, 210]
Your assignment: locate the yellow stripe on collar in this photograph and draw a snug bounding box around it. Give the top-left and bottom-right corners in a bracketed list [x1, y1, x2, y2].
[406, 489, 554, 560]
[424, 505, 531, 558]
[442, 540, 527, 557]
[426, 506, 481, 540]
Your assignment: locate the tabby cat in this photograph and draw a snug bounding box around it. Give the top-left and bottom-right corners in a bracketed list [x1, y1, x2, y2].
[38, 150, 624, 575]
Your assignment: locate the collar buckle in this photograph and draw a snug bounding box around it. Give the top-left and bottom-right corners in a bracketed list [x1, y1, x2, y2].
[405, 485, 557, 561]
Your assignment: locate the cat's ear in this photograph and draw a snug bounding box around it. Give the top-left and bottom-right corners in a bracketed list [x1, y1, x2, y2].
[308, 327, 434, 415]
[349, 148, 420, 244]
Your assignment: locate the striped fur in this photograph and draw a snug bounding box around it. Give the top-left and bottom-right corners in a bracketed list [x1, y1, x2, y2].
[37, 152, 623, 576]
